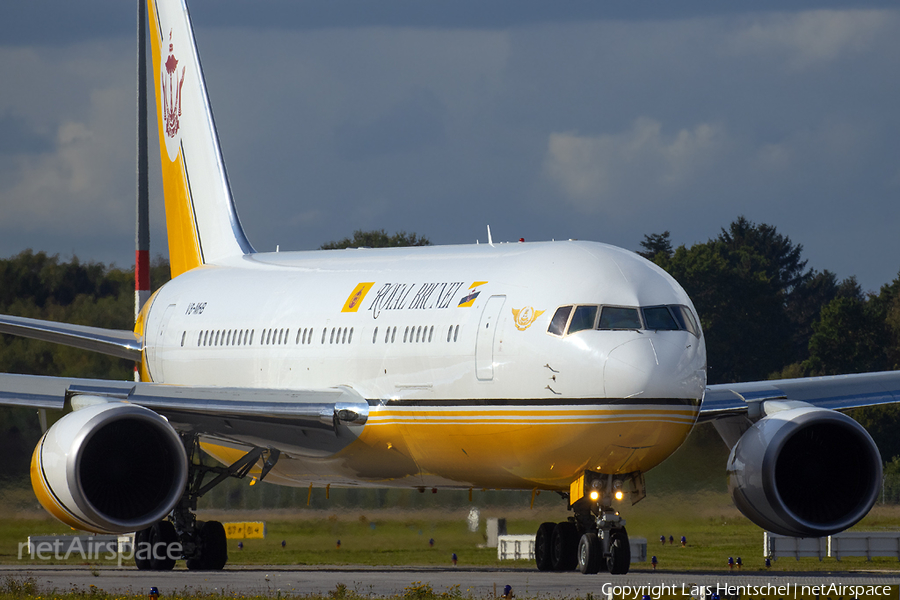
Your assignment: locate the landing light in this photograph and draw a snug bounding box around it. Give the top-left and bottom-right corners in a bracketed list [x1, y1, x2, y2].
[614, 490, 624, 501]
[589, 490, 600, 501]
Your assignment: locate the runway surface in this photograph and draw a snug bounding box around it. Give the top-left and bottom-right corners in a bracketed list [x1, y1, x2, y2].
[2, 565, 899, 597]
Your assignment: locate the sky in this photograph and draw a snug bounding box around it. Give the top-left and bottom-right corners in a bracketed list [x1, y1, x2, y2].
[1, 1, 898, 291]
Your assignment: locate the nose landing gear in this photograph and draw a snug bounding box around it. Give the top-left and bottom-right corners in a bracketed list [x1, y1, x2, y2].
[534, 471, 643, 575]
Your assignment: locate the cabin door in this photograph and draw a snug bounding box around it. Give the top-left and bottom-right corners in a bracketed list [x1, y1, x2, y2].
[475, 295, 506, 381]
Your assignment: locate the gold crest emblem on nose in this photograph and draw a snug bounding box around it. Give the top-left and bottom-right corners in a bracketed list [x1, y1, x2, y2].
[512, 306, 544, 331]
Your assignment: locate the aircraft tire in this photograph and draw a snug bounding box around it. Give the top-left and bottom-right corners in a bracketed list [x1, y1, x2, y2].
[577, 532, 602, 574]
[551, 522, 578, 571]
[187, 520, 228, 570]
[606, 527, 630, 575]
[149, 521, 178, 571]
[134, 527, 152, 571]
[534, 522, 556, 571]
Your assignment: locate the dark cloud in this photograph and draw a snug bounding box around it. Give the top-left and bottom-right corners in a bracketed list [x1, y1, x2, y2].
[2, 3, 899, 293]
[0, 113, 53, 155]
[335, 88, 446, 160]
[2, 0, 898, 46]
[0, 1, 132, 46]
[188, 0, 900, 31]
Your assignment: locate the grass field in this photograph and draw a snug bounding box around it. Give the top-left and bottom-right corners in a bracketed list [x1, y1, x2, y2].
[3, 490, 900, 573]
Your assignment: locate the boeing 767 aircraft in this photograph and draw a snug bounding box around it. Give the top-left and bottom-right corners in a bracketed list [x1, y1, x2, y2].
[2, 0, 900, 575]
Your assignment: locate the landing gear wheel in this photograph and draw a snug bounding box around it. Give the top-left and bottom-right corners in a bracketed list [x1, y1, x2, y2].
[577, 533, 602, 574]
[186, 520, 228, 570]
[534, 522, 556, 571]
[134, 527, 152, 571]
[550, 522, 578, 571]
[606, 527, 630, 575]
[149, 521, 178, 571]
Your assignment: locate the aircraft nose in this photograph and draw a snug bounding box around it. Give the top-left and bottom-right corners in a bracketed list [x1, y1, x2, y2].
[603, 334, 705, 400]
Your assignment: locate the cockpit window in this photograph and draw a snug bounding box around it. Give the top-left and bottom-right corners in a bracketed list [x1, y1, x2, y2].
[642, 306, 679, 330]
[547, 306, 572, 337]
[599, 306, 642, 330]
[671, 305, 701, 337]
[548, 303, 701, 338]
[568, 305, 598, 335]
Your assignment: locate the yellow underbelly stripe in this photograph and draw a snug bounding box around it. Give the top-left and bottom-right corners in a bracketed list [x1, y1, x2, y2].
[366, 405, 698, 426]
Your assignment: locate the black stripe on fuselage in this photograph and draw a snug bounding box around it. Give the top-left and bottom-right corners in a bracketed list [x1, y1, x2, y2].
[376, 397, 701, 407]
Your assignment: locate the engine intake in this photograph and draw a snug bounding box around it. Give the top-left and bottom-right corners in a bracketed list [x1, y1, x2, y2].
[31, 399, 188, 534]
[727, 405, 882, 537]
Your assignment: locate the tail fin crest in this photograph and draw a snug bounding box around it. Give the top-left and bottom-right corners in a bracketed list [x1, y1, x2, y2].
[148, 0, 254, 278]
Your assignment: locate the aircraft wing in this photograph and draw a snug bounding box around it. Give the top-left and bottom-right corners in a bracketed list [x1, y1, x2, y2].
[0, 372, 369, 456]
[0, 314, 141, 361]
[700, 370, 900, 422]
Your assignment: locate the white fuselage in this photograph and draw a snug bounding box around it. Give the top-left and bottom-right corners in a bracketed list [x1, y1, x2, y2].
[141, 240, 707, 489]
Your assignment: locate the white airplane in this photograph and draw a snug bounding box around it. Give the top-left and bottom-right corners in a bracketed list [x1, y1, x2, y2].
[2, 0, 900, 575]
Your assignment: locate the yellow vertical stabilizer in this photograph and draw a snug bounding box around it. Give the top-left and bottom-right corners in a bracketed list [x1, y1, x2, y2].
[147, 0, 254, 278]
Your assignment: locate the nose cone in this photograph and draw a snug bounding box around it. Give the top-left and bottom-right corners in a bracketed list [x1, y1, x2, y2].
[603, 333, 705, 400]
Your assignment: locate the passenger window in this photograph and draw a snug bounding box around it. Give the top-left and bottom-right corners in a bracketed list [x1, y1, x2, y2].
[391, 327, 397, 343]
[454, 324, 459, 342]
[548, 306, 572, 336]
[567, 305, 598, 335]
[599, 307, 642, 330]
[643, 306, 678, 331]
[429, 326, 433, 342]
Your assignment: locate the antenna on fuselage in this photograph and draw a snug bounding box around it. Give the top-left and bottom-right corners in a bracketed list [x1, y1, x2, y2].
[487, 225, 494, 247]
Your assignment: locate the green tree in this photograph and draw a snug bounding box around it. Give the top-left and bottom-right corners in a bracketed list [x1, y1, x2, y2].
[0, 251, 171, 480]
[320, 229, 431, 250]
[637, 231, 673, 261]
[850, 405, 900, 472]
[872, 271, 900, 371]
[718, 216, 810, 293]
[642, 217, 845, 384]
[804, 290, 890, 377]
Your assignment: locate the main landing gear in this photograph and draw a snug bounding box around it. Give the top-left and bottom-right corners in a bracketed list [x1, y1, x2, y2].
[534, 471, 644, 575]
[135, 435, 280, 571]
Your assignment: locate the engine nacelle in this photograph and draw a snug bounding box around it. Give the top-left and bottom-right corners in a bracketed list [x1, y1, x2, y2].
[31, 399, 188, 534]
[728, 405, 882, 537]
